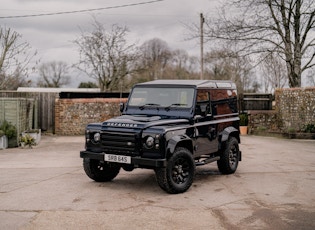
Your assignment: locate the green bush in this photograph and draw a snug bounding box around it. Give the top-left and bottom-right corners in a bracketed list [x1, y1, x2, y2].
[301, 124, 315, 133]
[0, 120, 17, 139]
[239, 113, 248, 126]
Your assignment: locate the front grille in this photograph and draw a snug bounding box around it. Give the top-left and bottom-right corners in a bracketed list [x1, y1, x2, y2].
[100, 131, 139, 155]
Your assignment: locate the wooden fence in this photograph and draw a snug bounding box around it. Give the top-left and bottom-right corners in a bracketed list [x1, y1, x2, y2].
[239, 93, 273, 112]
[0, 91, 129, 134]
[0, 91, 58, 133]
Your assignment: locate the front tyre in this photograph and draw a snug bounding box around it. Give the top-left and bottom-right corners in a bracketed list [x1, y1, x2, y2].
[217, 137, 240, 174]
[83, 158, 120, 182]
[155, 147, 195, 194]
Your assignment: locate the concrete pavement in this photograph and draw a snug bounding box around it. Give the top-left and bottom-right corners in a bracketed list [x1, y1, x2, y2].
[0, 135, 314, 230]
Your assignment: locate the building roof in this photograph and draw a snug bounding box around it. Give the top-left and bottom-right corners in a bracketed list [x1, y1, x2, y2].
[17, 87, 101, 93]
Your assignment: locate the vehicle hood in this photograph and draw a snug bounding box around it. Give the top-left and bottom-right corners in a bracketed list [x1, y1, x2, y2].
[102, 115, 189, 129]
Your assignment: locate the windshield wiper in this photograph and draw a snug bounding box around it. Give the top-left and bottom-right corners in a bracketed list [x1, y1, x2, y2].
[139, 103, 160, 110]
[165, 103, 187, 111]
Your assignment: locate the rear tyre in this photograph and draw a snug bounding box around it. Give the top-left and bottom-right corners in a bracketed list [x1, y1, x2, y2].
[83, 158, 120, 182]
[155, 147, 195, 194]
[217, 137, 239, 174]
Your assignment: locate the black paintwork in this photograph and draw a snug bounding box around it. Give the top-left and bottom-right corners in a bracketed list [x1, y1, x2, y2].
[80, 80, 240, 169]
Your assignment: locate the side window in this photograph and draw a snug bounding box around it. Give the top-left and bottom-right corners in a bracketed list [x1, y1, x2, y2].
[195, 90, 211, 116]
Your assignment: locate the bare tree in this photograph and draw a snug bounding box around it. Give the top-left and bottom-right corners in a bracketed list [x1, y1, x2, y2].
[260, 53, 288, 92]
[133, 39, 202, 83]
[306, 68, 315, 85]
[169, 49, 199, 79]
[0, 27, 36, 90]
[201, 0, 315, 88]
[37, 61, 70, 88]
[74, 20, 138, 92]
[204, 49, 258, 93]
[138, 38, 172, 80]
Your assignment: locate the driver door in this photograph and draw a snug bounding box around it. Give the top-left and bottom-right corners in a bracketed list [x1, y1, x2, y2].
[194, 90, 218, 156]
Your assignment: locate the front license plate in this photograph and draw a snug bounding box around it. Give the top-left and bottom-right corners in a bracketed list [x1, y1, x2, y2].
[104, 154, 131, 164]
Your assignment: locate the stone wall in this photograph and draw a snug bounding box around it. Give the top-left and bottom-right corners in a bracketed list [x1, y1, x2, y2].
[275, 87, 315, 132]
[248, 110, 280, 133]
[53, 87, 315, 136]
[249, 87, 315, 135]
[55, 98, 127, 135]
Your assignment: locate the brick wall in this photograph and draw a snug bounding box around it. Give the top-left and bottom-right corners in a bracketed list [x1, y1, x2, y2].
[249, 87, 315, 134]
[55, 98, 127, 135]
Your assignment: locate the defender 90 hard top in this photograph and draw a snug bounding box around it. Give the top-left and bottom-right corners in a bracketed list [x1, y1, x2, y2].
[80, 80, 241, 194]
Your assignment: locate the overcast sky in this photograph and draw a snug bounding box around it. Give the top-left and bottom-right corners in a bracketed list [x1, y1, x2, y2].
[1, 0, 221, 86]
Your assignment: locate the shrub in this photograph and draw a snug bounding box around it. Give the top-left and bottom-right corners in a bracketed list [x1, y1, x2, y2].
[20, 134, 36, 148]
[239, 113, 248, 126]
[0, 120, 17, 139]
[301, 124, 315, 133]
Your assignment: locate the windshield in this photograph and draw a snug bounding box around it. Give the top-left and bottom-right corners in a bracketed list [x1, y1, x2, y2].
[128, 87, 195, 108]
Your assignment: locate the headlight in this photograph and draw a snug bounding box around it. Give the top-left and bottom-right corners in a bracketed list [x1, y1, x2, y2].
[145, 136, 154, 148]
[94, 132, 101, 142]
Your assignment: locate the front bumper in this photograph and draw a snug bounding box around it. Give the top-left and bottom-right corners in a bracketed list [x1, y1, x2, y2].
[80, 150, 166, 168]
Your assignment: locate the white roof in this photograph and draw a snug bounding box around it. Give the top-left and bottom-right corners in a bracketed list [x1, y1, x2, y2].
[17, 87, 101, 93]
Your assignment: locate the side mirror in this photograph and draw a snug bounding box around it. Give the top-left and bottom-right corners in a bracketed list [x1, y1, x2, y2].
[119, 102, 125, 113]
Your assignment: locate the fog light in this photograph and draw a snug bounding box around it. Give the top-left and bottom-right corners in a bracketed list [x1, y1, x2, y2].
[94, 133, 101, 142]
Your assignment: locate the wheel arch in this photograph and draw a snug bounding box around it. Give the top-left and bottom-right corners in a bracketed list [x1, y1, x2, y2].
[166, 135, 193, 157]
[220, 126, 240, 146]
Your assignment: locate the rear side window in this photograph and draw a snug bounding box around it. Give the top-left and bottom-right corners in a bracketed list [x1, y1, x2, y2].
[195, 90, 211, 116]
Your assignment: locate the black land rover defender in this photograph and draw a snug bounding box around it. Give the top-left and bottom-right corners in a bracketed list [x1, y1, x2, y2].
[80, 80, 241, 194]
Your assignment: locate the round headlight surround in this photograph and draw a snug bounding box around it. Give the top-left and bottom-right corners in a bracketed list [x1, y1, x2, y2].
[93, 132, 101, 142]
[145, 136, 155, 148]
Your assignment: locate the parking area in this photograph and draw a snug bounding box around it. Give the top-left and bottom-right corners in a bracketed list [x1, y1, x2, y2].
[0, 135, 314, 230]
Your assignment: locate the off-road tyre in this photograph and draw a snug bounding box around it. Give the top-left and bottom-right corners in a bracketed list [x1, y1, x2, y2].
[155, 147, 195, 194]
[83, 158, 120, 182]
[217, 137, 239, 174]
